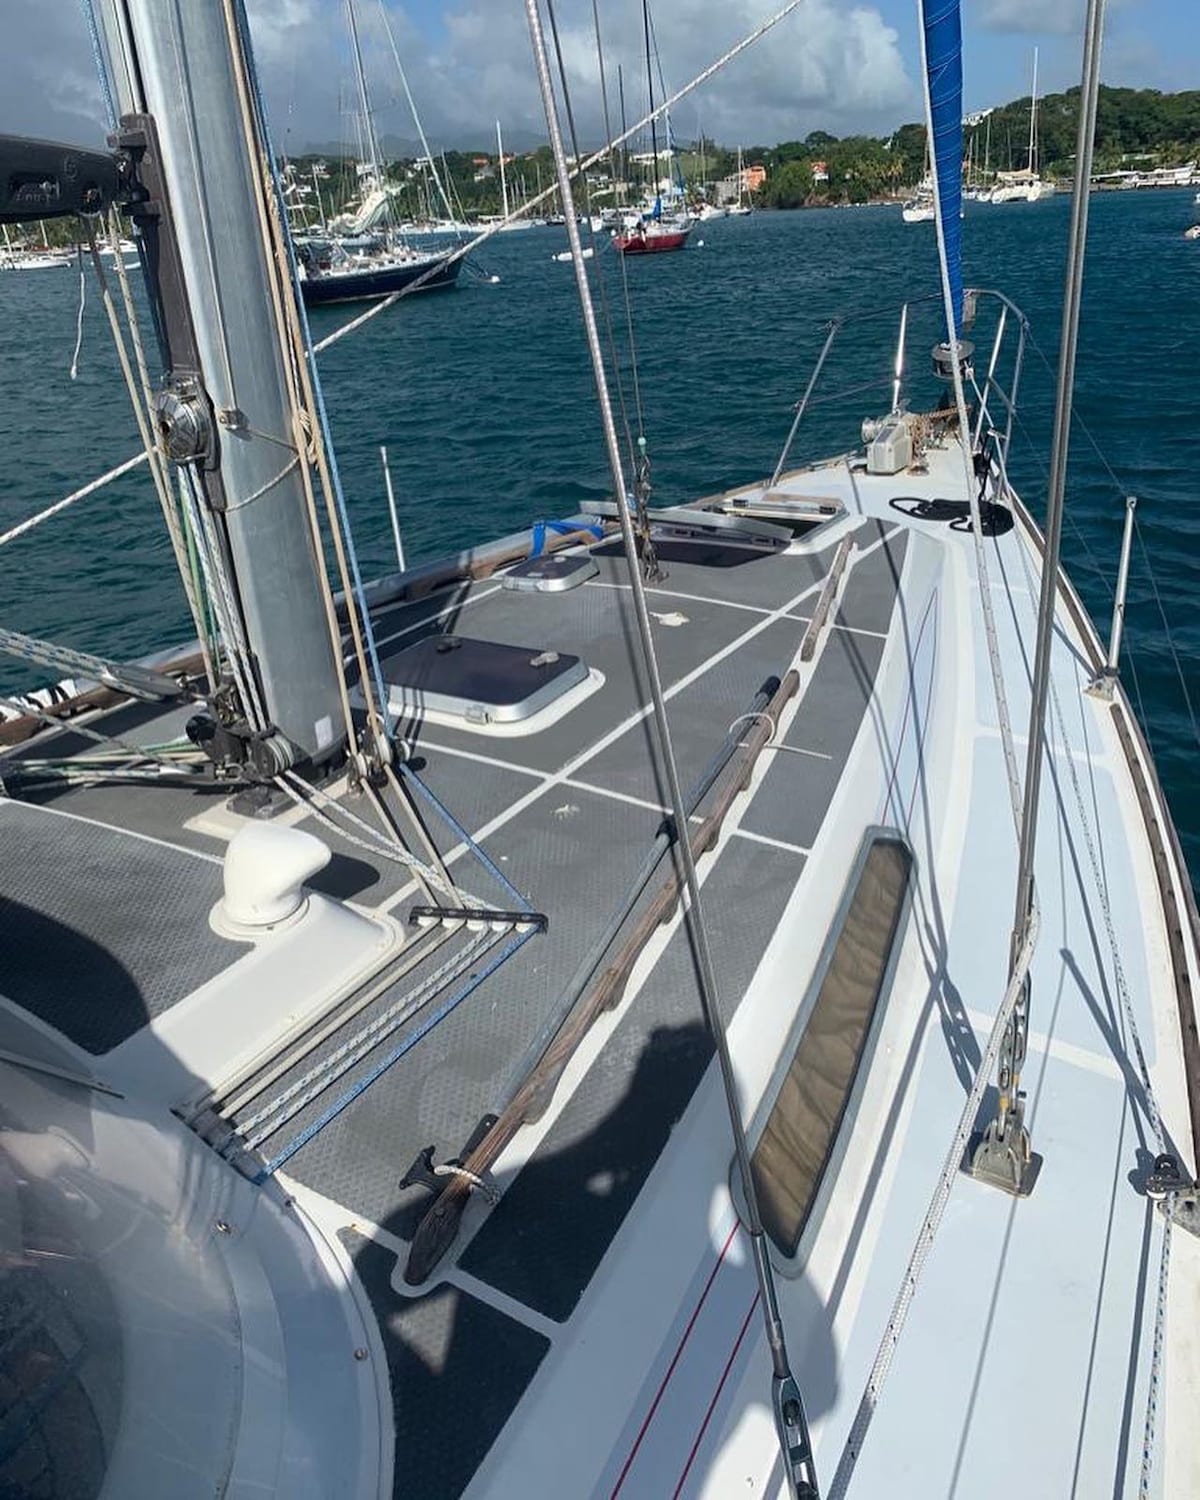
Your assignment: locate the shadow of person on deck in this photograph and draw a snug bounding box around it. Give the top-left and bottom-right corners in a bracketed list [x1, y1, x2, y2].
[356, 1018, 840, 1499]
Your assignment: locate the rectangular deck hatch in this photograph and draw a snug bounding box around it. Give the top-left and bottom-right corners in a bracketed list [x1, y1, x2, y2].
[751, 835, 912, 1257]
[502, 555, 599, 592]
[381, 635, 588, 725]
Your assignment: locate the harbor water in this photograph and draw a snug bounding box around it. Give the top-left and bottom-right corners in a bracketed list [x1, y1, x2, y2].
[1, 189, 1196, 878]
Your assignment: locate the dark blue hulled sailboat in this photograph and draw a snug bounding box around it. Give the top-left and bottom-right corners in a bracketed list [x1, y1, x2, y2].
[295, 237, 461, 304]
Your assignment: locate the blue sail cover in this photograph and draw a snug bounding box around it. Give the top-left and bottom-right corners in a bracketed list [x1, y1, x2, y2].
[921, 0, 964, 333]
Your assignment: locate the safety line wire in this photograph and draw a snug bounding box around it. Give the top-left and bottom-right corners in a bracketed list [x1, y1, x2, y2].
[1010, 519, 1175, 1500]
[827, 912, 1041, 1500]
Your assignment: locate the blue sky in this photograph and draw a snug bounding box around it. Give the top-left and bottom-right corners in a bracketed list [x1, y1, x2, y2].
[2, 1, 1194, 152]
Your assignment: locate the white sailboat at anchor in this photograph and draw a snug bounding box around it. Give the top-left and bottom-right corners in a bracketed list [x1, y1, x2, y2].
[0, 1, 1195, 1498]
[989, 47, 1058, 203]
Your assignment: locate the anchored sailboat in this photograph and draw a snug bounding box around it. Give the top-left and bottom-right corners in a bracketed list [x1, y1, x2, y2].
[0, 1, 1196, 1497]
[294, 0, 460, 303]
[988, 47, 1057, 203]
[477, 120, 539, 232]
[613, 0, 691, 255]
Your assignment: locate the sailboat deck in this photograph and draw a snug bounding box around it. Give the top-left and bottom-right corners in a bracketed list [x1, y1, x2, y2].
[1, 439, 1196, 1499]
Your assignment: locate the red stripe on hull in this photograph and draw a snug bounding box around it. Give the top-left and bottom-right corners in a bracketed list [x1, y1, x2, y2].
[613, 228, 691, 255]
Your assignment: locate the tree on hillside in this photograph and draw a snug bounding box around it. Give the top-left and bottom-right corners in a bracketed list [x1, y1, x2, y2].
[759, 158, 814, 208]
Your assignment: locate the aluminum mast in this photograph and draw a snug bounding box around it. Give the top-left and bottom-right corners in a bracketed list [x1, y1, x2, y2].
[96, 0, 344, 766]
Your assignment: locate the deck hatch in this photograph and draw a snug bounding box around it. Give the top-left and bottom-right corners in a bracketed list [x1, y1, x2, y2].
[502, 554, 598, 592]
[752, 835, 912, 1257]
[381, 635, 588, 724]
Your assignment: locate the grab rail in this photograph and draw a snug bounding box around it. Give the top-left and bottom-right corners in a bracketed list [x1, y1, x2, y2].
[769, 287, 1031, 484]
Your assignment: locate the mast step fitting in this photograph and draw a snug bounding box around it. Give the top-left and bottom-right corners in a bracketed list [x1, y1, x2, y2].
[408, 903, 548, 934]
[968, 1111, 1042, 1197]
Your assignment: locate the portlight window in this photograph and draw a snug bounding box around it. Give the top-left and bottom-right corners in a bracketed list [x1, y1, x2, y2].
[751, 836, 912, 1257]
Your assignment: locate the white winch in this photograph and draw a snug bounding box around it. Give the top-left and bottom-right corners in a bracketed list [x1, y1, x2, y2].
[862, 411, 915, 475]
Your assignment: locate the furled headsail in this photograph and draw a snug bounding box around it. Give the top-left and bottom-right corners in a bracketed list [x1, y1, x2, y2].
[920, 0, 965, 332]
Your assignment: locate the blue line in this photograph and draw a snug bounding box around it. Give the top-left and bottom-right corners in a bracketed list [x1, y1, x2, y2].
[79, 0, 117, 131]
[257, 925, 538, 1179]
[400, 762, 531, 911]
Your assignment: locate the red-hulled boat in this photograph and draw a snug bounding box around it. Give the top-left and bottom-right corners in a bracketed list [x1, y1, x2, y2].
[612, 219, 691, 256]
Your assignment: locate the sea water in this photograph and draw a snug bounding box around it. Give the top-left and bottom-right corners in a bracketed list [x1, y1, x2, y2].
[0, 190, 1195, 876]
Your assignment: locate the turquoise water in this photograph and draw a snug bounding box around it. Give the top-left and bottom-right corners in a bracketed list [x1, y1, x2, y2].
[1, 190, 1196, 876]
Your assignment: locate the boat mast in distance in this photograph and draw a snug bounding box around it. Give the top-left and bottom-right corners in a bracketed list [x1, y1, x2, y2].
[497, 120, 510, 221]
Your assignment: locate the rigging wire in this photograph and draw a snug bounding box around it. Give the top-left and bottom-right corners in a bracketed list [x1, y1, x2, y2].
[1017, 320, 1198, 753]
[545, 0, 637, 474]
[524, 4, 817, 1494]
[374, 0, 459, 232]
[1003, 402, 1161, 760]
[311, 0, 812, 355]
[0, 452, 149, 550]
[590, 0, 650, 461]
[826, 912, 1042, 1500]
[1010, 513, 1176, 1500]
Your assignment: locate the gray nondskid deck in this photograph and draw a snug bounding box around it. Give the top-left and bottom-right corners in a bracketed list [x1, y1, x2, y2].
[0, 515, 905, 1499]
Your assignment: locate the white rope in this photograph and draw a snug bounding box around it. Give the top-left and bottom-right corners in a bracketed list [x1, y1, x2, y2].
[0, 452, 148, 549]
[14, 3, 811, 544]
[0, 694, 202, 772]
[69, 249, 86, 380]
[433, 1162, 501, 1205]
[1132, 515, 1199, 750]
[182, 468, 268, 732]
[1141, 1208, 1172, 1500]
[0, 626, 153, 687]
[238, 926, 496, 1146]
[276, 770, 475, 905]
[827, 907, 1041, 1500]
[223, 452, 301, 512]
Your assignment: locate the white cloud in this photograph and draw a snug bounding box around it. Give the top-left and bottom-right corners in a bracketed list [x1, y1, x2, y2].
[0, 0, 911, 159]
[974, 0, 1140, 37]
[241, 0, 915, 152]
[975, 0, 1084, 33]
